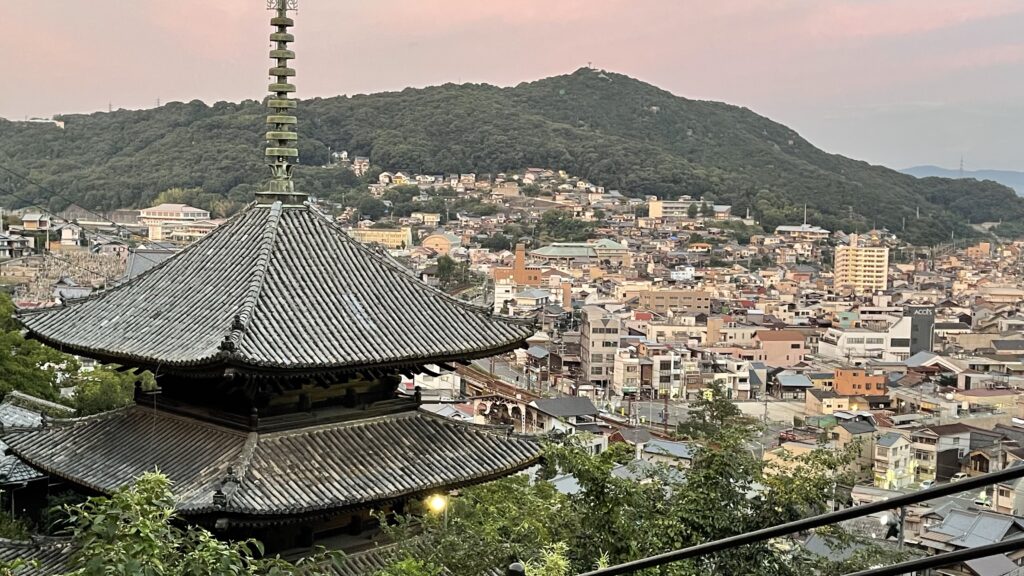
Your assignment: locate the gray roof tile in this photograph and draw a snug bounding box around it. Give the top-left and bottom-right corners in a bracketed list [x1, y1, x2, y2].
[0, 538, 71, 575]
[20, 203, 533, 377]
[4, 406, 540, 517]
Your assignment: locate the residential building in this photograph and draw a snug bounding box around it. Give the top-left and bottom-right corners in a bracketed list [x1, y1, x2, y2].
[753, 330, 808, 367]
[773, 373, 813, 400]
[873, 432, 914, 490]
[833, 367, 888, 396]
[346, 226, 413, 249]
[0, 232, 31, 260]
[581, 306, 623, 392]
[805, 389, 850, 415]
[138, 203, 210, 226]
[612, 348, 643, 398]
[831, 419, 877, 478]
[647, 198, 731, 220]
[911, 424, 973, 482]
[19, 213, 50, 231]
[410, 212, 442, 227]
[834, 233, 889, 292]
[638, 289, 712, 314]
[642, 439, 695, 467]
[775, 224, 831, 241]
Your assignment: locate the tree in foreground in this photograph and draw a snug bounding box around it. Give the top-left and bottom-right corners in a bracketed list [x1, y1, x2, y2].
[55, 472, 336, 576]
[376, 389, 911, 575]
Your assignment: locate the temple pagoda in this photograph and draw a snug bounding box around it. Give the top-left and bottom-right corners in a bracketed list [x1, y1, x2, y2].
[6, 0, 540, 552]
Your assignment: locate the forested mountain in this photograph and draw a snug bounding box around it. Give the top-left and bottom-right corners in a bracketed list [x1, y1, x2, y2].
[2, 68, 1021, 244]
[902, 165, 1024, 196]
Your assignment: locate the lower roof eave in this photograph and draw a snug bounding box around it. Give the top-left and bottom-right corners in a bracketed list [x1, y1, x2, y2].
[8, 437, 542, 529]
[179, 455, 543, 528]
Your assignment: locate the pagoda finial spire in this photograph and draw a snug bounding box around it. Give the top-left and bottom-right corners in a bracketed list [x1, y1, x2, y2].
[258, 0, 305, 205]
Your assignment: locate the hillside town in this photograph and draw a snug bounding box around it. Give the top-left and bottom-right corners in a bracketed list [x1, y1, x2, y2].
[4, 0, 1024, 572]
[4, 159, 1024, 570]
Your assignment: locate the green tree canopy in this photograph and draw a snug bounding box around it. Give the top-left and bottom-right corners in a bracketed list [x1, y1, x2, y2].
[536, 210, 595, 242]
[60, 472, 336, 576]
[0, 295, 78, 401]
[378, 417, 909, 575]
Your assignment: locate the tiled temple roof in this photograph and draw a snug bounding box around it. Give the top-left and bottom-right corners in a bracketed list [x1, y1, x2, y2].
[0, 538, 72, 575]
[19, 202, 534, 378]
[4, 406, 541, 519]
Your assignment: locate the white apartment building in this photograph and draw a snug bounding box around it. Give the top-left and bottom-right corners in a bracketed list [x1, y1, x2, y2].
[817, 315, 913, 364]
[775, 224, 831, 241]
[646, 316, 705, 345]
[708, 357, 752, 399]
[650, 351, 694, 399]
[139, 203, 213, 242]
[612, 348, 642, 398]
[139, 203, 211, 225]
[581, 306, 624, 392]
[834, 234, 889, 292]
[647, 197, 730, 219]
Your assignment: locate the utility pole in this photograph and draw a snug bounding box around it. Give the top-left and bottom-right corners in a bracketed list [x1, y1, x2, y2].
[663, 391, 669, 434]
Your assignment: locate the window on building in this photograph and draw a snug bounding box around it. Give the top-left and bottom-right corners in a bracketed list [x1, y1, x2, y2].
[791, 343, 801, 349]
[660, 361, 672, 370]
[591, 367, 603, 375]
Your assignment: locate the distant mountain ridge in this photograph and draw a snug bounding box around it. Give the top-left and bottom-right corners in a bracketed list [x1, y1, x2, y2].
[2, 67, 1024, 244]
[902, 165, 1024, 196]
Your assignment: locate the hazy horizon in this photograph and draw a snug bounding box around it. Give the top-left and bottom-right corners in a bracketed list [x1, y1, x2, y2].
[4, 0, 1024, 172]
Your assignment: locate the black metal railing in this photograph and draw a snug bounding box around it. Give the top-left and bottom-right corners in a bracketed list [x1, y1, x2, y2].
[551, 464, 1024, 576]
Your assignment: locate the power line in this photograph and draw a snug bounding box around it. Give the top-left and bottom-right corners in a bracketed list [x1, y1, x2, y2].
[0, 182, 165, 275]
[0, 161, 152, 244]
[0, 171, 168, 270]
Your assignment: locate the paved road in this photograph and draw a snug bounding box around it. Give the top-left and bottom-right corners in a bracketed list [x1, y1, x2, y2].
[898, 481, 992, 509]
[736, 398, 807, 425]
[626, 400, 690, 426]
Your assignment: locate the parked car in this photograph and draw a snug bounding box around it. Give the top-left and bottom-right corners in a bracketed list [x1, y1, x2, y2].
[951, 472, 970, 482]
[920, 479, 935, 489]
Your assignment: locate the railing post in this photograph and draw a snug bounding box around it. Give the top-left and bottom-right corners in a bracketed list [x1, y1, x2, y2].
[897, 505, 907, 550]
[507, 561, 526, 575]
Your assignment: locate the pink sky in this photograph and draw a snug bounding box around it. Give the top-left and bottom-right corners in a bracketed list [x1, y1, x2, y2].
[3, 0, 1023, 170]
